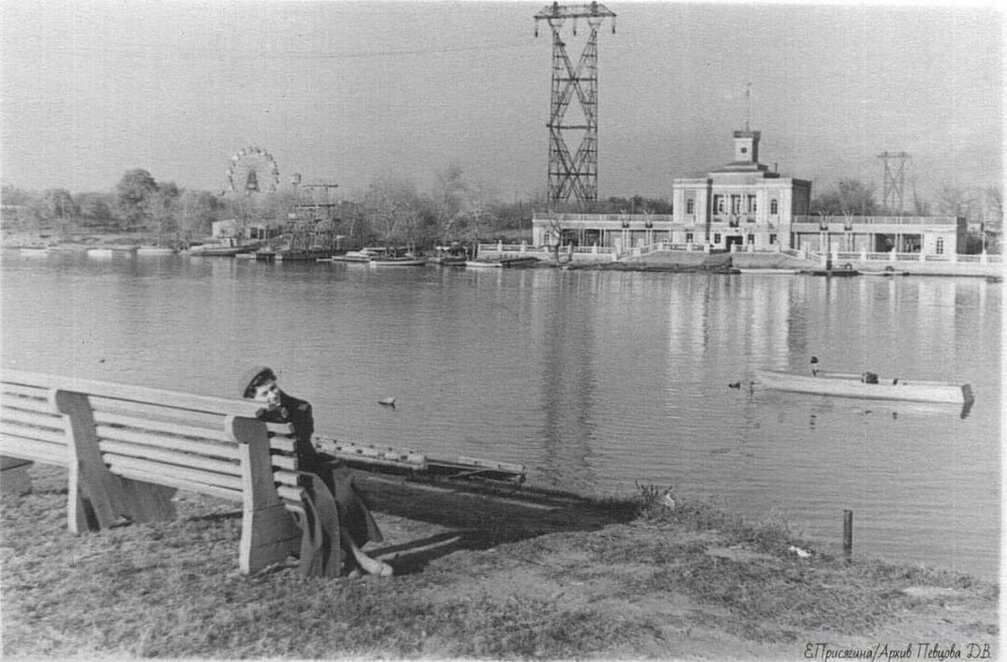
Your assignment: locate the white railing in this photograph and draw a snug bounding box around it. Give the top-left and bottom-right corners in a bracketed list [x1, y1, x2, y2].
[821, 251, 1001, 265]
[533, 213, 675, 223]
[476, 243, 616, 257]
[793, 215, 960, 226]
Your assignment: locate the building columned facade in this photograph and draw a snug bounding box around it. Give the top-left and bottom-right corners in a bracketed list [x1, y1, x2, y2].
[531, 128, 965, 257]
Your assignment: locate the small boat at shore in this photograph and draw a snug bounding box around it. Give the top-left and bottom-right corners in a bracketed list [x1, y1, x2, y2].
[738, 268, 800, 275]
[331, 249, 378, 263]
[189, 238, 261, 257]
[465, 259, 504, 269]
[802, 268, 860, 277]
[861, 268, 909, 277]
[755, 368, 973, 405]
[370, 258, 427, 267]
[137, 246, 177, 256]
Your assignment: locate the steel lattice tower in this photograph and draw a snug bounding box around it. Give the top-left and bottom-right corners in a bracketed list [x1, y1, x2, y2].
[535, 2, 616, 206]
[878, 151, 910, 215]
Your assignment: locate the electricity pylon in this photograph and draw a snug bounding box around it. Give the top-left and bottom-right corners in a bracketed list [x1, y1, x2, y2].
[535, 2, 616, 206]
[878, 151, 910, 215]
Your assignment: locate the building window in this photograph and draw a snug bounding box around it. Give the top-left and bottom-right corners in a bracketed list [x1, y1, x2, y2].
[713, 233, 721, 244]
[936, 237, 944, 255]
[749, 195, 757, 213]
[731, 195, 742, 214]
[770, 199, 779, 215]
[714, 195, 725, 214]
[686, 232, 694, 243]
[747, 234, 755, 244]
[686, 199, 695, 215]
[769, 233, 777, 245]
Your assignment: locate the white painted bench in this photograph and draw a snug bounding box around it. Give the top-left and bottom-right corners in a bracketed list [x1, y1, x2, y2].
[0, 369, 311, 575]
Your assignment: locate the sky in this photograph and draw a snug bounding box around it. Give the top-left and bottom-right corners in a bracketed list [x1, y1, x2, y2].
[1, 0, 1002, 205]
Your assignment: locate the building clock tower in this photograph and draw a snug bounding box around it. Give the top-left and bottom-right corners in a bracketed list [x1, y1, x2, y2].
[733, 130, 761, 165]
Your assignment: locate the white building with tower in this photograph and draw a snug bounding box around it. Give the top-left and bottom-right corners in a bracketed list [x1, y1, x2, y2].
[671, 129, 811, 251]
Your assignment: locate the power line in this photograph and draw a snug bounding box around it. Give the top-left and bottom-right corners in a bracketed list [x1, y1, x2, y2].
[22, 40, 534, 61]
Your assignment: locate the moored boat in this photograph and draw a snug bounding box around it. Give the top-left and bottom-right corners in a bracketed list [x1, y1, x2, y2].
[137, 246, 178, 256]
[738, 268, 800, 275]
[330, 248, 384, 263]
[755, 368, 973, 405]
[369, 255, 428, 267]
[189, 238, 261, 257]
[465, 259, 503, 269]
[861, 268, 909, 277]
[429, 243, 469, 266]
[802, 268, 860, 277]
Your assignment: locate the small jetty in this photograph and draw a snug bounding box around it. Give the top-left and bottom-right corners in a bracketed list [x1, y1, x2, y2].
[803, 268, 860, 277]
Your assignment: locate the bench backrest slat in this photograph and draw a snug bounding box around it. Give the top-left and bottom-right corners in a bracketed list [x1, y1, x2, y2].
[0, 422, 66, 447]
[5, 369, 266, 419]
[112, 465, 243, 503]
[86, 397, 250, 433]
[2, 407, 66, 434]
[94, 425, 240, 462]
[0, 431, 68, 465]
[2, 392, 56, 415]
[2, 382, 52, 400]
[94, 411, 235, 444]
[99, 440, 243, 480]
[107, 454, 244, 497]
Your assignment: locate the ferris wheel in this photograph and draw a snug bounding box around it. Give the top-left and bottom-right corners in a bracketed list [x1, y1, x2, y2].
[226, 147, 279, 195]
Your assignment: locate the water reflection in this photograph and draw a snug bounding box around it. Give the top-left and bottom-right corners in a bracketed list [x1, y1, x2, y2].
[537, 273, 598, 490]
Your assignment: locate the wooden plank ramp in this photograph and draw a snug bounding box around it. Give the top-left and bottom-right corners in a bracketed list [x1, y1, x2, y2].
[313, 435, 526, 485]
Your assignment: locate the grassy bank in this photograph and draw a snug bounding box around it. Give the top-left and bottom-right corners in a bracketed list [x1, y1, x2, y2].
[1, 465, 998, 660]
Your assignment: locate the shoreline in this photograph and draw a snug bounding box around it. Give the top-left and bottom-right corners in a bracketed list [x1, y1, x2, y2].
[1, 464, 998, 659]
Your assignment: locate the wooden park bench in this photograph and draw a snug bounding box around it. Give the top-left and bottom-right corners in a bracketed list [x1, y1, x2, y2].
[0, 369, 313, 575]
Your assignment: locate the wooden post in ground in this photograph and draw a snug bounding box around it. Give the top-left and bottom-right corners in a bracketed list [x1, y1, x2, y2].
[843, 510, 853, 562]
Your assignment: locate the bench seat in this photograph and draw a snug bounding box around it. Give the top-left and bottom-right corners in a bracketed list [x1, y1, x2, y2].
[1, 369, 308, 575]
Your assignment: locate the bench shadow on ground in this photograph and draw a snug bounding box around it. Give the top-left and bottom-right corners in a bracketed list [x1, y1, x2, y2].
[355, 475, 640, 576]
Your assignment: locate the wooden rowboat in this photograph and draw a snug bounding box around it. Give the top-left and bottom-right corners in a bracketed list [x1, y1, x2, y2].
[369, 256, 428, 267]
[755, 369, 973, 405]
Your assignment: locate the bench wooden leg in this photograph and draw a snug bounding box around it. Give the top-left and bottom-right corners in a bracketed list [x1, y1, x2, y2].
[1, 457, 34, 495]
[240, 505, 300, 574]
[54, 390, 176, 532]
[229, 416, 299, 574]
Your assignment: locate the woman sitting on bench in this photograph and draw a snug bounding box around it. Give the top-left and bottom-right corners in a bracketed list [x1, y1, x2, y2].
[241, 366, 393, 577]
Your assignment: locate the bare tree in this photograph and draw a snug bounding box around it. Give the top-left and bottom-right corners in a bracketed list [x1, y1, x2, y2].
[363, 174, 422, 248]
[935, 184, 978, 220]
[432, 164, 468, 241]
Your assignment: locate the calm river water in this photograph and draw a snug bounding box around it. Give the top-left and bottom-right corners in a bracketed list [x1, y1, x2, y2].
[1, 250, 1001, 580]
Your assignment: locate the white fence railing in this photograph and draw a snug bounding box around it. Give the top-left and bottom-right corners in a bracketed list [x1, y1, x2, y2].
[830, 250, 1001, 265]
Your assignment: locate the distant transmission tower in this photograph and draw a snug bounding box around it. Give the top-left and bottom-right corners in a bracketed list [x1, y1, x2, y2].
[878, 151, 910, 215]
[535, 2, 616, 206]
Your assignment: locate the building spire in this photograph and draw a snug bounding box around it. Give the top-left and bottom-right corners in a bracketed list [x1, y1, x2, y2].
[745, 82, 752, 132]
